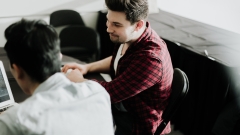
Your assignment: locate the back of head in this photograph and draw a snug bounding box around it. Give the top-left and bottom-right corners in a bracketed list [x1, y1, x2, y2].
[4, 19, 61, 83]
[105, 0, 149, 24]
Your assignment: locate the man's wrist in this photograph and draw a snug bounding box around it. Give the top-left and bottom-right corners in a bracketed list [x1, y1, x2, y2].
[86, 64, 92, 73]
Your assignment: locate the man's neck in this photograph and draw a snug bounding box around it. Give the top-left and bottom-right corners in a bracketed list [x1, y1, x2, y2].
[29, 82, 40, 95]
[22, 78, 40, 95]
[127, 24, 147, 46]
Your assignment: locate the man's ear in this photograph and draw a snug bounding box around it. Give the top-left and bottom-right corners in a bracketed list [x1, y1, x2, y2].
[135, 20, 144, 31]
[12, 64, 24, 79]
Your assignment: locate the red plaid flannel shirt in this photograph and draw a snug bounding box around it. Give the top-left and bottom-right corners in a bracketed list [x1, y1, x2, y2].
[94, 22, 173, 135]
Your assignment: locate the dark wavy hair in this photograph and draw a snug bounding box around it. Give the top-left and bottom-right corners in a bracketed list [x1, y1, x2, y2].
[4, 19, 61, 83]
[105, 0, 149, 24]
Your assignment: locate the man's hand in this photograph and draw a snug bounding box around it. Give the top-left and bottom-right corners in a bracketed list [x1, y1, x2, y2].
[62, 63, 89, 75]
[65, 69, 88, 83]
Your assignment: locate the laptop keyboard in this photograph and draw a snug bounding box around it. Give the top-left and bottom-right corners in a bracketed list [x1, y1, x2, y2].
[0, 106, 10, 113]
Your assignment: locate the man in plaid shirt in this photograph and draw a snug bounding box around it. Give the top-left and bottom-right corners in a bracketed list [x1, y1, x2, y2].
[62, 0, 173, 134]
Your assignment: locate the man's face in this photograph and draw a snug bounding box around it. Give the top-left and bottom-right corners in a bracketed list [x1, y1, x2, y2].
[106, 10, 137, 44]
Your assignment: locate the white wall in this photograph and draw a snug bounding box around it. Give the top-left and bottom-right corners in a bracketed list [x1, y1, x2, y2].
[0, 0, 106, 47]
[157, 0, 240, 34]
[1, 0, 239, 47]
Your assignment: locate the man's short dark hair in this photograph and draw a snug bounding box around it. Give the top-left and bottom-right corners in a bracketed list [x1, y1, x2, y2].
[105, 0, 149, 24]
[4, 19, 61, 83]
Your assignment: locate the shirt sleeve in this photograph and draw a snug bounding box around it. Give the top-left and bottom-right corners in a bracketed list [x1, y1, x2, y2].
[0, 106, 21, 135]
[94, 54, 162, 103]
[0, 119, 15, 135]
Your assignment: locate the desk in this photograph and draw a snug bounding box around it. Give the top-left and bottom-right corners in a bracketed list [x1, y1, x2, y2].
[0, 48, 105, 103]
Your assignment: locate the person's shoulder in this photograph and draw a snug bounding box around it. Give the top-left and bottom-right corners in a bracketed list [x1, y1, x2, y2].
[73, 80, 109, 97]
[0, 105, 20, 129]
[0, 112, 19, 135]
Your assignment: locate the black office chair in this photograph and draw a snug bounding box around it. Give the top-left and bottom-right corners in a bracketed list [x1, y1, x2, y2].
[154, 68, 189, 135]
[59, 25, 100, 63]
[50, 9, 85, 27]
[50, 10, 85, 35]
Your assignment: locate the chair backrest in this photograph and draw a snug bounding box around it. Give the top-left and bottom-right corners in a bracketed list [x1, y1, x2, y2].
[154, 68, 189, 135]
[59, 25, 100, 63]
[50, 10, 85, 27]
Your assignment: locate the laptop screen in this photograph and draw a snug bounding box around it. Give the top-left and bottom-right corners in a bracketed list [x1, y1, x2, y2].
[0, 61, 15, 108]
[0, 68, 10, 103]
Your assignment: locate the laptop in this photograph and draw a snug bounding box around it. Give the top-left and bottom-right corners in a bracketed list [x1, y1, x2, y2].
[0, 60, 15, 112]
